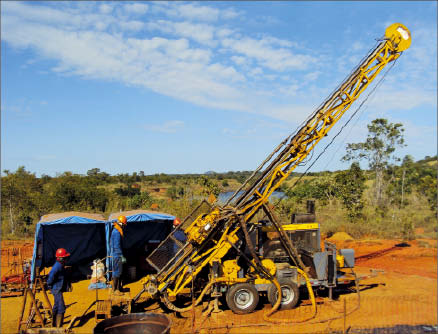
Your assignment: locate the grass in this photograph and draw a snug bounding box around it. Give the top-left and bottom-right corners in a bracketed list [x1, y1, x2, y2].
[291, 189, 437, 241]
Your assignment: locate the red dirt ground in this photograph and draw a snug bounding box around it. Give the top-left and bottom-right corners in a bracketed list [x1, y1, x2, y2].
[1, 238, 436, 333]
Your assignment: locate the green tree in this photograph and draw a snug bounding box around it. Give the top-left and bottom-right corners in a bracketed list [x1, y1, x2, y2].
[128, 191, 153, 209]
[114, 184, 141, 197]
[342, 118, 405, 209]
[87, 168, 110, 183]
[385, 155, 418, 208]
[417, 174, 437, 214]
[286, 175, 337, 205]
[166, 186, 185, 200]
[198, 175, 220, 197]
[48, 173, 109, 212]
[1, 167, 45, 235]
[335, 162, 366, 221]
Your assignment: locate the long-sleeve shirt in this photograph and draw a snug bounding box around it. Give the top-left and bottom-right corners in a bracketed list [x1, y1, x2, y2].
[110, 228, 123, 257]
[47, 261, 65, 293]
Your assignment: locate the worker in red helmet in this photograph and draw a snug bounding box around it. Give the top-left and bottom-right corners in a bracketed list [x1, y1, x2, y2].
[172, 218, 187, 258]
[110, 215, 127, 295]
[47, 248, 70, 327]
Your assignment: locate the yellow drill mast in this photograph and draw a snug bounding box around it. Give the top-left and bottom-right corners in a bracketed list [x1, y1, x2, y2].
[135, 23, 411, 308]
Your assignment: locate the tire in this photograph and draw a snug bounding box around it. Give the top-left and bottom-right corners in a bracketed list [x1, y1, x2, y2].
[226, 283, 259, 314]
[267, 279, 299, 310]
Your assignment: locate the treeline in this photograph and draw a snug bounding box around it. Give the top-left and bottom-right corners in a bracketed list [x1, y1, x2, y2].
[84, 168, 259, 185]
[2, 156, 435, 239]
[0, 167, 263, 237]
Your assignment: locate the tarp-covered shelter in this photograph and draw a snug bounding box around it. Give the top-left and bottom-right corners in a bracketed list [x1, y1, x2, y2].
[107, 210, 174, 281]
[31, 212, 108, 282]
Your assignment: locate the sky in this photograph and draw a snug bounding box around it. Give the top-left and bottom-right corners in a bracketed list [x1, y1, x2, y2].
[1, 1, 437, 177]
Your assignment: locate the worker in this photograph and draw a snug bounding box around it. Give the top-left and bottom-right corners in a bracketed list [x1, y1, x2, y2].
[111, 215, 127, 295]
[172, 218, 187, 257]
[47, 248, 70, 328]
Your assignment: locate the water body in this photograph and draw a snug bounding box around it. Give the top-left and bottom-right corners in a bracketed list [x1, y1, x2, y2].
[217, 190, 286, 205]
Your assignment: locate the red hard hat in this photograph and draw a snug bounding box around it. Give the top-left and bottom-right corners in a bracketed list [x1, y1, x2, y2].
[173, 218, 181, 227]
[55, 248, 70, 258]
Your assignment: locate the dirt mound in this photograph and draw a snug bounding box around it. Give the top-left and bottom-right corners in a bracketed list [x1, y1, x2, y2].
[328, 232, 354, 241]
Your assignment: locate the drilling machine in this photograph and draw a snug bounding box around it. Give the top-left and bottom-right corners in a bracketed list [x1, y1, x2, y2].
[133, 23, 411, 314]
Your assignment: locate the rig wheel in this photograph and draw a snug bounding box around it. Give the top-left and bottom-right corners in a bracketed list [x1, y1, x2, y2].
[226, 283, 259, 314]
[267, 279, 300, 310]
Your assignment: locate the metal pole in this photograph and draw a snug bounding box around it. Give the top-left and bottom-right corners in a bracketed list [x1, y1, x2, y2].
[95, 261, 99, 302]
[191, 267, 195, 333]
[343, 298, 346, 334]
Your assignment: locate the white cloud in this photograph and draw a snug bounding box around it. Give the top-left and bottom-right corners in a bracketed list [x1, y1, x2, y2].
[221, 36, 316, 71]
[119, 20, 144, 32]
[144, 120, 185, 133]
[279, 84, 300, 97]
[368, 88, 436, 112]
[99, 4, 114, 14]
[123, 3, 149, 15]
[231, 56, 246, 66]
[151, 2, 240, 22]
[1, 2, 145, 34]
[303, 71, 321, 82]
[351, 41, 364, 51]
[1, 1, 434, 135]
[216, 28, 234, 39]
[176, 3, 220, 21]
[249, 67, 263, 77]
[147, 20, 216, 46]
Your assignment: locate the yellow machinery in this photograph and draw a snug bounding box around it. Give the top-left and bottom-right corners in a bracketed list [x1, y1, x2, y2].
[133, 23, 411, 314]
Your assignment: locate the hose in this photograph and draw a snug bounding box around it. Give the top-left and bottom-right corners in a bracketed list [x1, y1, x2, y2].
[307, 268, 360, 325]
[263, 267, 317, 324]
[160, 279, 215, 313]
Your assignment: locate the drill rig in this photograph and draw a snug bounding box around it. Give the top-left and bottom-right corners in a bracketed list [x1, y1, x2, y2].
[134, 23, 411, 314]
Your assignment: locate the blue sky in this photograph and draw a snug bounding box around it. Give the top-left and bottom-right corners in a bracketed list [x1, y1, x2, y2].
[1, 1, 437, 176]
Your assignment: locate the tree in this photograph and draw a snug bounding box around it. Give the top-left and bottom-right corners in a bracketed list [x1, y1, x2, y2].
[198, 175, 220, 197]
[114, 184, 140, 197]
[418, 175, 437, 214]
[87, 168, 101, 177]
[48, 173, 109, 212]
[87, 168, 110, 183]
[342, 118, 405, 208]
[335, 162, 366, 221]
[286, 175, 337, 205]
[166, 186, 185, 200]
[128, 191, 152, 209]
[385, 155, 418, 208]
[1, 167, 44, 235]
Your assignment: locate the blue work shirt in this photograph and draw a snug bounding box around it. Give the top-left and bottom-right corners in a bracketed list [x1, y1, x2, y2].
[174, 230, 187, 243]
[172, 229, 187, 256]
[47, 261, 65, 294]
[110, 228, 123, 257]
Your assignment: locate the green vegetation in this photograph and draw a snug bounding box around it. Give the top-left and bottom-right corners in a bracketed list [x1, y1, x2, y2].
[2, 119, 436, 241]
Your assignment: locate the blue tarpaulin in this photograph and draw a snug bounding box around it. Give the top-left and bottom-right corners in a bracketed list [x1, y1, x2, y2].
[31, 210, 175, 283]
[106, 210, 175, 280]
[30, 212, 108, 282]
